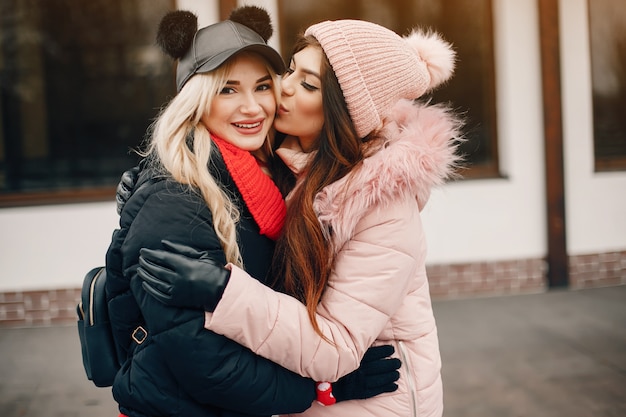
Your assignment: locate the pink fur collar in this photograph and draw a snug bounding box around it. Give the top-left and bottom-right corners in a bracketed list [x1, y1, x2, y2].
[312, 99, 463, 249]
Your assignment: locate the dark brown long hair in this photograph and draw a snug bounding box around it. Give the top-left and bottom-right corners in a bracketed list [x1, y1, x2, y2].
[270, 35, 380, 339]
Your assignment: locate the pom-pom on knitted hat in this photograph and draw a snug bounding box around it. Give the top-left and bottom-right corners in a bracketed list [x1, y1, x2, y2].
[157, 6, 285, 91]
[304, 20, 456, 138]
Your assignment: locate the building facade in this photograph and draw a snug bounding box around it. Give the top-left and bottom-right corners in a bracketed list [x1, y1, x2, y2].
[0, 0, 624, 326]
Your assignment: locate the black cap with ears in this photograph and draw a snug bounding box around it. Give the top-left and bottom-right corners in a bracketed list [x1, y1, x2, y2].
[157, 6, 285, 91]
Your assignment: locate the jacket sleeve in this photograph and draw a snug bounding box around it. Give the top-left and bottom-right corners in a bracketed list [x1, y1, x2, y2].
[123, 188, 315, 414]
[206, 197, 424, 382]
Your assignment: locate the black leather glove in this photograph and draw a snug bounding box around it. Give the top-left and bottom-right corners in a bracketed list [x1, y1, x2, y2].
[332, 344, 401, 402]
[137, 240, 230, 312]
[116, 166, 140, 215]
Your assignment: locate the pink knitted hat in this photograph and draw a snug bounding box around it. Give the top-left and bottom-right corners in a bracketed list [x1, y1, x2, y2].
[305, 20, 456, 138]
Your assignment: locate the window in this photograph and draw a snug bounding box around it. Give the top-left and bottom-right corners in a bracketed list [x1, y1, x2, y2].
[588, 0, 626, 171]
[278, 0, 499, 178]
[0, 0, 176, 205]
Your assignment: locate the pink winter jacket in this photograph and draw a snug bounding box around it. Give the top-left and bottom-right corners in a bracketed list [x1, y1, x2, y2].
[204, 99, 462, 417]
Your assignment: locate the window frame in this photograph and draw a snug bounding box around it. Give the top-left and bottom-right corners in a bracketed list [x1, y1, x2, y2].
[587, 0, 626, 172]
[0, 0, 176, 208]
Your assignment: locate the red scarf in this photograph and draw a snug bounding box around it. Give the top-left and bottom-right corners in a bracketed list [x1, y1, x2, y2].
[212, 135, 286, 240]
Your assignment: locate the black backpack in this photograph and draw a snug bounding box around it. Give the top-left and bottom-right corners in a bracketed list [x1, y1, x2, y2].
[77, 172, 161, 387]
[76, 266, 118, 387]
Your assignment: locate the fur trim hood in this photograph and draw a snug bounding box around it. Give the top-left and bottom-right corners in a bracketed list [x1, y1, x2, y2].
[313, 99, 463, 250]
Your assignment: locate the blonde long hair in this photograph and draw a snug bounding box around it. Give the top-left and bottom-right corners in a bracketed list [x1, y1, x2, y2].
[143, 53, 280, 267]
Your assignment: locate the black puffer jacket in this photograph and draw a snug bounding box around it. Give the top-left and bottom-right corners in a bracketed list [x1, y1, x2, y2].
[105, 147, 315, 417]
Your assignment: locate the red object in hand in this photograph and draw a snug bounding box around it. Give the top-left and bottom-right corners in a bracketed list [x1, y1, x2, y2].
[315, 381, 337, 406]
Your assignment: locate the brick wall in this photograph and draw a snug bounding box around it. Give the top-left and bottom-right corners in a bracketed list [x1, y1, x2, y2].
[0, 288, 80, 327]
[427, 257, 547, 299]
[1, 250, 624, 327]
[569, 250, 626, 289]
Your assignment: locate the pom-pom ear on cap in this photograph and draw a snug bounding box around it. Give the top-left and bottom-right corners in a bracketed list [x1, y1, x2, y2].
[229, 5, 273, 42]
[156, 11, 198, 59]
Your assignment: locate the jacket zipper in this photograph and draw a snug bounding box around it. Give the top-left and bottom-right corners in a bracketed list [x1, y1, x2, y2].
[398, 340, 418, 417]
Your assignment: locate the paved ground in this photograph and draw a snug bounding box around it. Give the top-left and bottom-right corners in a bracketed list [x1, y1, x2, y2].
[1, 285, 624, 417]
